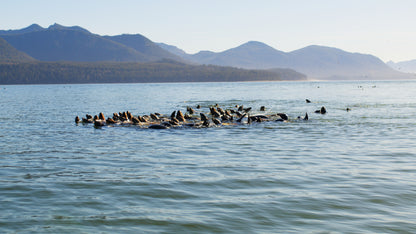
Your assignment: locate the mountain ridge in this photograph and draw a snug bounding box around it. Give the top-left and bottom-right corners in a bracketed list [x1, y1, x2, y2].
[104, 34, 184, 62]
[0, 24, 182, 63]
[387, 60, 416, 73]
[163, 41, 410, 80]
[0, 37, 36, 63]
[1, 23, 414, 80]
[0, 24, 44, 35]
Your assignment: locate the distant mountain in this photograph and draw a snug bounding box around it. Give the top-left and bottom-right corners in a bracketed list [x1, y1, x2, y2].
[387, 60, 416, 73]
[47, 23, 91, 34]
[1, 25, 149, 62]
[0, 37, 36, 63]
[0, 23, 44, 35]
[104, 34, 183, 62]
[168, 41, 410, 80]
[157, 43, 188, 57]
[0, 24, 182, 63]
[192, 41, 288, 69]
[1, 23, 412, 80]
[287, 45, 400, 80]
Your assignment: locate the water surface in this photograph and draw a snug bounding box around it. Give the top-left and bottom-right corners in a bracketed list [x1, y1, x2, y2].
[1, 81, 416, 233]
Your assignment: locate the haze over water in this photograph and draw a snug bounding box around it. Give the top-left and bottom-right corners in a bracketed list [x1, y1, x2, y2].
[1, 80, 416, 233]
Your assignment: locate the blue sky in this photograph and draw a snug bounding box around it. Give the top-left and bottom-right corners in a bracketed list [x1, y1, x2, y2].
[1, 0, 416, 62]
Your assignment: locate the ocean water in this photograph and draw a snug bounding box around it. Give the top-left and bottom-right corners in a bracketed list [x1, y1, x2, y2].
[0, 80, 416, 233]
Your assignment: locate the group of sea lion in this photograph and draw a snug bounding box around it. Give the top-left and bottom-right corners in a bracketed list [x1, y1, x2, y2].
[75, 101, 327, 129]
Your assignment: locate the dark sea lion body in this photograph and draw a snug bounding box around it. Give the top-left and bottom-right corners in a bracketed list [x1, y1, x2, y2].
[132, 117, 141, 124]
[243, 107, 252, 113]
[212, 118, 221, 125]
[94, 120, 106, 127]
[276, 113, 288, 121]
[200, 113, 208, 122]
[236, 113, 247, 123]
[187, 107, 195, 115]
[315, 106, 327, 114]
[149, 124, 169, 129]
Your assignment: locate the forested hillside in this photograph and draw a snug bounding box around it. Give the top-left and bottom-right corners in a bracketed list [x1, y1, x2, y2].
[0, 60, 306, 84]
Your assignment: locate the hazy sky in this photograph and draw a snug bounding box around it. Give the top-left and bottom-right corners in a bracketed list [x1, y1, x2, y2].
[1, 0, 416, 62]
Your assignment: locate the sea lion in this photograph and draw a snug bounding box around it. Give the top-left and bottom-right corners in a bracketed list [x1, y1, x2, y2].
[212, 118, 221, 125]
[106, 117, 117, 124]
[176, 110, 185, 122]
[306, 99, 311, 103]
[169, 117, 180, 125]
[150, 113, 159, 120]
[132, 116, 141, 124]
[276, 113, 288, 121]
[196, 104, 201, 109]
[243, 107, 252, 113]
[82, 117, 93, 123]
[221, 114, 231, 121]
[315, 106, 327, 114]
[187, 106, 195, 115]
[75, 116, 80, 123]
[138, 115, 147, 122]
[260, 106, 266, 111]
[94, 119, 105, 127]
[162, 122, 172, 127]
[202, 119, 210, 127]
[210, 107, 221, 117]
[298, 113, 308, 120]
[184, 113, 197, 120]
[250, 115, 268, 122]
[236, 113, 247, 123]
[238, 105, 244, 112]
[120, 112, 128, 121]
[126, 111, 133, 120]
[149, 124, 168, 129]
[99, 112, 105, 120]
[200, 113, 208, 122]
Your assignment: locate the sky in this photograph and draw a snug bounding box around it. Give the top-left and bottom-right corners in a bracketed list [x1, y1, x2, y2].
[1, 0, 416, 62]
